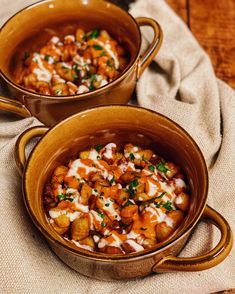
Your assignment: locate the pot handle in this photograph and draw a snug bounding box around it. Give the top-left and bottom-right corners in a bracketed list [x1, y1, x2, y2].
[135, 17, 163, 79]
[153, 205, 233, 272]
[15, 126, 49, 175]
[0, 95, 32, 117]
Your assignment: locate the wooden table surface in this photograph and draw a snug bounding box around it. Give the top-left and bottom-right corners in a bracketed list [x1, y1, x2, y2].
[112, 0, 235, 89]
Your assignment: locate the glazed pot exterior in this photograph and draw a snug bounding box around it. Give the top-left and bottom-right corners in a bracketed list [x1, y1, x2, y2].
[6, 68, 136, 126]
[15, 106, 233, 280]
[49, 233, 190, 280]
[0, 0, 163, 126]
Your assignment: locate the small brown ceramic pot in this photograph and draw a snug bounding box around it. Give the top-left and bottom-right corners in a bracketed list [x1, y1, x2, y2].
[15, 105, 233, 280]
[0, 0, 162, 126]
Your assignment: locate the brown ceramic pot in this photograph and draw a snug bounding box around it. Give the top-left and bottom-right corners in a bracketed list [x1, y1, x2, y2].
[0, 0, 162, 126]
[15, 105, 233, 280]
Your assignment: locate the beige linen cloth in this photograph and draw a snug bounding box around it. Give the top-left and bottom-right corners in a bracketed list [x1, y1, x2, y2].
[0, 0, 235, 293]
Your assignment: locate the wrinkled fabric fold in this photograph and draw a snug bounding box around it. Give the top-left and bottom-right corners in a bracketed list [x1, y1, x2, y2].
[0, 0, 234, 293]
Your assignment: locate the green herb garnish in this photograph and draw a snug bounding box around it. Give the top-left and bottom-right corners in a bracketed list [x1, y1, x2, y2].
[55, 89, 61, 95]
[107, 60, 113, 67]
[86, 29, 100, 39]
[157, 163, 168, 173]
[129, 179, 138, 187]
[93, 44, 103, 50]
[58, 194, 66, 201]
[101, 221, 106, 227]
[148, 165, 155, 172]
[154, 201, 162, 208]
[110, 176, 115, 184]
[94, 144, 103, 152]
[58, 194, 73, 202]
[130, 153, 135, 161]
[23, 52, 30, 61]
[126, 179, 138, 197]
[122, 200, 134, 208]
[100, 51, 107, 56]
[97, 212, 104, 218]
[162, 200, 173, 211]
[141, 155, 148, 163]
[105, 203, 110, 207]
[44, 54, 50, 62]
[73, 74, 78, 79]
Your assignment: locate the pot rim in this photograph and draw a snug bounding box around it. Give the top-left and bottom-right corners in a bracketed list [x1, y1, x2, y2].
[0, 0, 141, 101]
[23, 105, 209, 262]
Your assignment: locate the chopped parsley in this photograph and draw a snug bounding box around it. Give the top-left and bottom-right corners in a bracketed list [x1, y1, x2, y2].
[93, 44, 103, 50]
[86, 29, 100, 39]
[157, 162, 168, 173]
[73, 64, 81, 74]
[100, 51, 107, 56]
[44, 54, 50, 62]
[129, 179, 138, 187]
[110, 176, 115, 184]
[126, 179, 138, 197]
[154, 201, 162, 208]
[122, 199, 134, 208]
[101, 221, 106, 227]
[162, 200, 173, 211]
[107, 60, 113, 67]
[141, 155, 148, 163]
[94, 144, 103, 152]
[58, 194, 73, 202]
[73, 74, 78, 79]
[97, 211, 104, 218]
[157, 192, 166, 198]
[148, 165, 155, 172]
[55, 89, 61, 95]
[105, 203, 110, 207]
[23, 52, 30, 61]
[130, 153, 135, 161]
[89, 74, 97, 90]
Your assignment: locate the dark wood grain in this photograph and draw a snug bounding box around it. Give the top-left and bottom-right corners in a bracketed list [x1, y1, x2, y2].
[189, 0, 235, 88]
[112, 0, 235, 88]
[167, 0, 235, 88]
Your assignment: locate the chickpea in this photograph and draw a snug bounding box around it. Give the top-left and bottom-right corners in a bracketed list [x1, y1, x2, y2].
[51, 83, 69, 96]
[52, 165, 68, 184]
[23, 73, 37, 88]
[71, 214, 90, 241]
[76, 28, 85, 43]
[79, 236, 95, 249]
[167, 210, 185, 228]
[54, 213, 70, 228]
[175, 192, 190, 212]
[155, 222, 174, 242]
[79, 150, 90, 159]
[80, 183, 92, 205]
[100, 30, 111, 40]
[142, 238, 157, 249]
[165, 162, 180, 179]
[55, 63, 74, 81]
